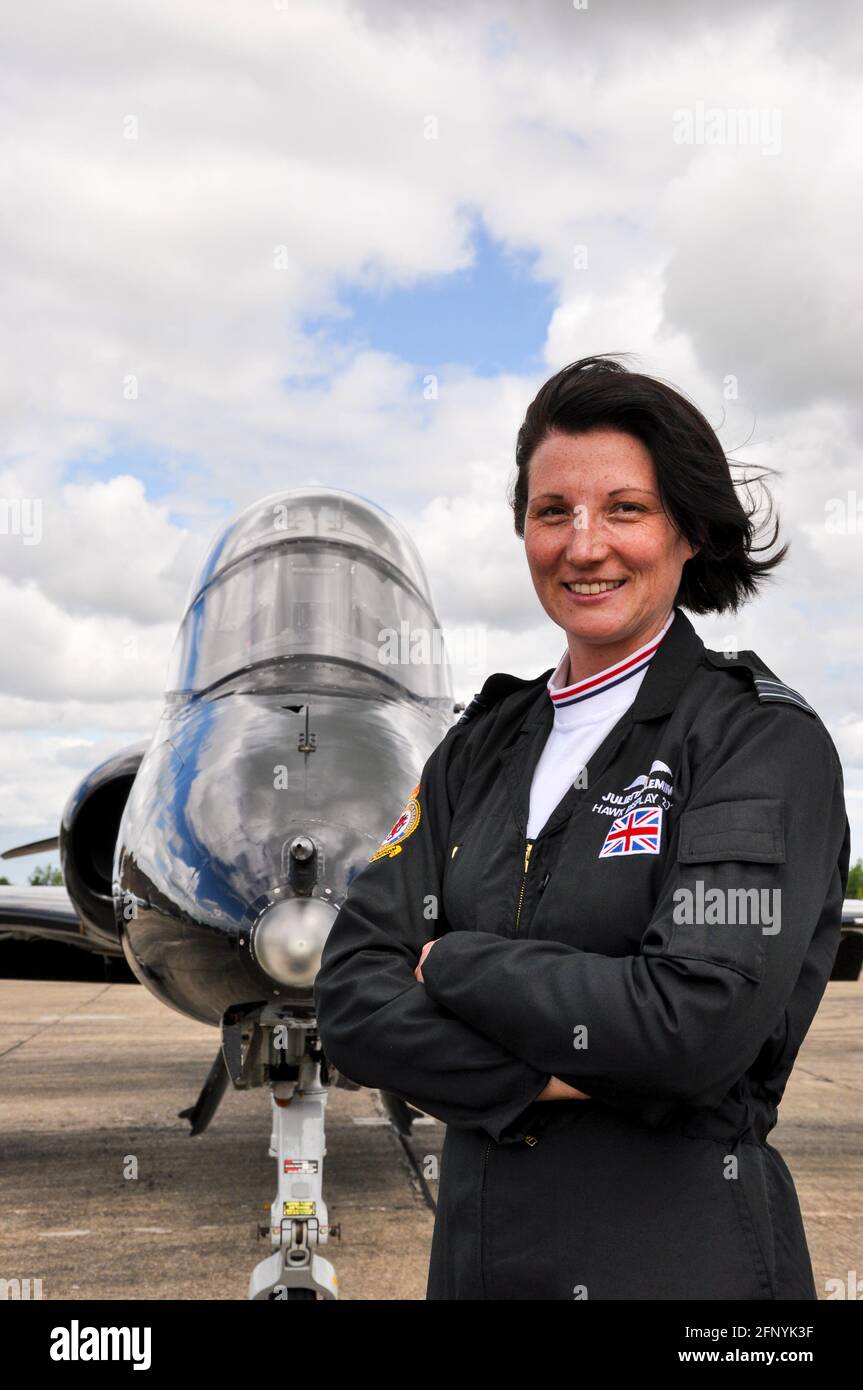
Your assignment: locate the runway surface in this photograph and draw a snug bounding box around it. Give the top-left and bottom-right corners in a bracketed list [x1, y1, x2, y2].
[0, 976, 860, 1300]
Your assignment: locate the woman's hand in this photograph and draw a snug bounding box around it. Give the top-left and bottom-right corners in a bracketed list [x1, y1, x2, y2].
[414, 939, 437, 983]
[415, 946, 590, 1101]
[536, 1075, 591, 1101]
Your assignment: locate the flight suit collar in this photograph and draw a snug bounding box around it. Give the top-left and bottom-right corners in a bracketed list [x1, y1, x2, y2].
[497, 607, 706, 840]
[624, 605, 706, 723]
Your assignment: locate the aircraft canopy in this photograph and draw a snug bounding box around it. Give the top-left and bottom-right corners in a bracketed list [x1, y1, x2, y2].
[165, 488, 453, 700]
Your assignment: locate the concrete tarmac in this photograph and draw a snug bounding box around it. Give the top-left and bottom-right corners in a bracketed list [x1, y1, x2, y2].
[0, 977, 860, 1300]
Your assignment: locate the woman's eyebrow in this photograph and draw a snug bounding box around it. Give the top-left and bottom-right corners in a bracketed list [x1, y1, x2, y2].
[530, 487, 658, 501]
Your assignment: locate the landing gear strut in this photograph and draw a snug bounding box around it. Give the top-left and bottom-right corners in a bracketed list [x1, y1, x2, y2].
[245, 1017, 339, 1301]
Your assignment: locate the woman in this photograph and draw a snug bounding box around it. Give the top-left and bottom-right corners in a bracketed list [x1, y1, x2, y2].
[314, 355, 850, 1300]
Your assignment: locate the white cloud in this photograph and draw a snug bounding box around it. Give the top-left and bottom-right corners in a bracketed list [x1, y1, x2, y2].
[1, 0, 861, 875]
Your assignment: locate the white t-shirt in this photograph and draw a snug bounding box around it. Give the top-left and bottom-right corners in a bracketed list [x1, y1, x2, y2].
[526, 610, 676, 841]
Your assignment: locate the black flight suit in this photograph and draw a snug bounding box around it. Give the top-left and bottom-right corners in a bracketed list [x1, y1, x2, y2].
[313, 606, 850, 1300]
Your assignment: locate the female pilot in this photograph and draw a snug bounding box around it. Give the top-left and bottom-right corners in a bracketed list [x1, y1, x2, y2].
[314, 354, 850, 1300]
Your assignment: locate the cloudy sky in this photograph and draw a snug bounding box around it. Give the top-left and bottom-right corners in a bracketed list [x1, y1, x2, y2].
[1, 0, 861, 884]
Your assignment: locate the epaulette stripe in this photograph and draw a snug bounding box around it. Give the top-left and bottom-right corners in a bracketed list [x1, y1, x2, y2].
[756, 692, 816, 714]
[753, 677, 810, 700]
[754, 677, 806, 700]
[705, 650, 818, 716]
[752, 678, 816, 714]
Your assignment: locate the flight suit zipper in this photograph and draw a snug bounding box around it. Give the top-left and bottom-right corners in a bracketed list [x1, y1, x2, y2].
[478, 838, 541, 1292]
[514, 839, 534, 933]
[516, 843, 540, 1149]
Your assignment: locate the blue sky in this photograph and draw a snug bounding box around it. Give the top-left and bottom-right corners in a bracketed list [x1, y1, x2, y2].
[301, 222, 556, 379]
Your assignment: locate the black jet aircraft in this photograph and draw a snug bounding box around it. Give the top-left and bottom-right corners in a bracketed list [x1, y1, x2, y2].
[1, 486, 463, 1299]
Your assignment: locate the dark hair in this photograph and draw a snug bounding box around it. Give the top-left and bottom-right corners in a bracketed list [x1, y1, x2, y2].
[509, 353, 787, 615]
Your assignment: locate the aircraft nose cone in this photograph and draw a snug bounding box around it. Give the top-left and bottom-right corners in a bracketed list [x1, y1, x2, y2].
[251, 897, 337, 988]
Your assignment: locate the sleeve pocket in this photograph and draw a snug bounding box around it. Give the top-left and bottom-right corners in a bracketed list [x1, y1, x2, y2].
[677, 798, 785, 864]
[663, 798, 785, 983]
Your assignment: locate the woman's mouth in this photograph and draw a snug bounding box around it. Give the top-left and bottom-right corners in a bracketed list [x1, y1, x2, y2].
[561, 578, 627, 600]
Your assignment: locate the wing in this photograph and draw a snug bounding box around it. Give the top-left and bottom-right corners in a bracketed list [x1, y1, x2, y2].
[0, 884, 96, 949]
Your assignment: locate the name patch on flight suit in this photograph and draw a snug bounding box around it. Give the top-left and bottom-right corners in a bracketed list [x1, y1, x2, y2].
[369, 781, 421, 861]
[592, 757, 674, 856]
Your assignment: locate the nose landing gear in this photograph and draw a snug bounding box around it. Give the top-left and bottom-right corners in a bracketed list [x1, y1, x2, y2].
[247, 1044, 339, 1301]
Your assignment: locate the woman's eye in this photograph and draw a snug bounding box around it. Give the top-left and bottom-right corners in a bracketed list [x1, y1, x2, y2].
[531, 501, 646, 521]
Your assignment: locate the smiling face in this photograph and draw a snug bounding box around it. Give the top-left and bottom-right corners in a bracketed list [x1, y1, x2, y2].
[524, 428, 699, 680]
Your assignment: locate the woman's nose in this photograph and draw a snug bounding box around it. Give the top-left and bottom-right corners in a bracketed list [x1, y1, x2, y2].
[561, 508, 609, 562]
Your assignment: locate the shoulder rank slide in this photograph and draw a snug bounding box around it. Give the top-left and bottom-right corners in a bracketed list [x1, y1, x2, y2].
[752, 677, 816, 715]
[704, 648, 817, 717]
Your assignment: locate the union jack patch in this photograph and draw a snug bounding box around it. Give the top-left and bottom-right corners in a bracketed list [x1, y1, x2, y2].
[370, 781, 421, 861]
[599, 805, 663, 857]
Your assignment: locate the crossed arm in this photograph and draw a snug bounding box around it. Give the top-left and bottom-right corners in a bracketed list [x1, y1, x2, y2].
[412, 710, 847, 1127]
[315, 704, 847, 1138]
[414, 939, 590, 1103]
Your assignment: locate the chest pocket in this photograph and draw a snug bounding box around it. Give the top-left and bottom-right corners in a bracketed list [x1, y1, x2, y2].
[664, 797, 785, 983]
[442, 816, 522, 938]
[441, 835, 480, 932]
